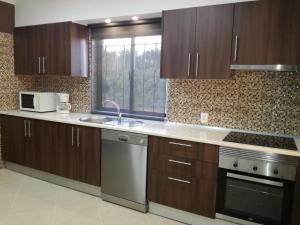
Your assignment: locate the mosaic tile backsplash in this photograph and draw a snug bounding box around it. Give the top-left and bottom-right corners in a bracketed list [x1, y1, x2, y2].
[167, 71, 300, 136]
[1, 32, 300, 168]
[0, 32, 34, 168]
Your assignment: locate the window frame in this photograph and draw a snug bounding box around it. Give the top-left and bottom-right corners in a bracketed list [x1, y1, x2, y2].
[91, 20, 166, 121]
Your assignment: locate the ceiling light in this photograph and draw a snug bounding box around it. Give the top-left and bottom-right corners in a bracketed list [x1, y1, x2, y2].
[132, 16, 139, 21]
[104, 18, 112, 24]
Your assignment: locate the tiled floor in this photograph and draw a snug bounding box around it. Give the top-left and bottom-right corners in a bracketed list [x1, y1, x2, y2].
[0, 169, 183, 225]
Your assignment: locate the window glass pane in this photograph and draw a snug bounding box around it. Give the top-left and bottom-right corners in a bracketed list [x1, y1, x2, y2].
[92, 27, 166, 120]
[101, 38, 131, 110]
[133, 35, 166, 114]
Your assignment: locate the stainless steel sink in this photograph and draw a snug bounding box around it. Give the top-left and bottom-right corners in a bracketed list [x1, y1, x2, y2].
[79, 115, 144, 127]
[79, 116, 113, 124]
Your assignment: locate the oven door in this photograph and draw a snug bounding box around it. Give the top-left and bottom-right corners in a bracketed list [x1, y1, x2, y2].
[217, 169, 294, 225]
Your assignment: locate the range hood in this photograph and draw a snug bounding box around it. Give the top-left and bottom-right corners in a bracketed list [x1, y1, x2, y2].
[230, 64, 300, 72]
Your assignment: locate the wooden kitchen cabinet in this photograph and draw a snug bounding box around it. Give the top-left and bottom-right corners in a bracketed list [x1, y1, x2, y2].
[0, 116, 43, 169]
[232, 0, 300, 65]
[148, 136, 219, 218]
[1, 116, 101, 187]
[0, 1, 14, 34]
[161, 4, 234, 79]
[55, 123, 101, 186]
[161, 8, 197, 79]
[14, 22, 89, 77]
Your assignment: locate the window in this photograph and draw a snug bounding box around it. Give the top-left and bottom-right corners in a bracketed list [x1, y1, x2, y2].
[91, 22, 166, 120]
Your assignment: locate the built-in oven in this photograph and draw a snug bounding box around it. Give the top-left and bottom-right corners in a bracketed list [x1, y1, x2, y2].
[217, 147, 298, 225]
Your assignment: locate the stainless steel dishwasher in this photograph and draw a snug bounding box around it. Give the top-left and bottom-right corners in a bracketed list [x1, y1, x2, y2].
[101, 129, 148, 212]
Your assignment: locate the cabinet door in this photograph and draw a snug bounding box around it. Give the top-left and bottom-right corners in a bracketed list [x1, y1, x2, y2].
[76, 126, 101, 186]
[40, 121, 58, 174]
[195, 4, 234, 79]
[56, 123, 77, 180]
[0, 1, 14, 34]
[44, 23, 70, 75]
[233, 0, 300, 65]
[2, 116, 26, 164]
[161, 8, 197, 79]
[14, 27, 33, 75]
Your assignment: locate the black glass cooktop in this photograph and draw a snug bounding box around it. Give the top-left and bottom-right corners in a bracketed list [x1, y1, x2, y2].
[223, 132, 298, 151]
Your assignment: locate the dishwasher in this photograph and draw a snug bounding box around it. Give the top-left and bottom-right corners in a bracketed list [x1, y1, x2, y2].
[101, 129, 148, 212]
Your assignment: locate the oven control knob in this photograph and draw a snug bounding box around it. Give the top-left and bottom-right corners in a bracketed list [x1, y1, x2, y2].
[274, 169, 279, 175]
[233, 162, 238, 168]
[253, 166, 258, 171]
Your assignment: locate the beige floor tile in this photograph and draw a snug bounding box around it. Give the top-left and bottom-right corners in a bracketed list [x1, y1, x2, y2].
[98, 200, 150, 225]
[3, 213, 53, 225]
[18, 177, 58, 196]
[10, 193, 56, 214]
[55, 188, 100, 221]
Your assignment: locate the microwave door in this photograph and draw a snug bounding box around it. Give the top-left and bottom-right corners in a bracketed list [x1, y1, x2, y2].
[21, 94, 35, 110]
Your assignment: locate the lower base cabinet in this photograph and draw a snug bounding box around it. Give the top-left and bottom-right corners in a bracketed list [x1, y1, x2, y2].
[148, 136, 219, 218]
[1, 115, 101, 186]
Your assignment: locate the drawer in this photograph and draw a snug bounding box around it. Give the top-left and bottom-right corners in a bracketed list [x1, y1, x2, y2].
[148, 169, 195, 213]
[149, 152, 218, 181]
[149, 136, 219, 163]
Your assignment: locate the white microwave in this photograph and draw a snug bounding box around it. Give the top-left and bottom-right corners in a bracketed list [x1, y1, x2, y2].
[19, 91, 57, 112]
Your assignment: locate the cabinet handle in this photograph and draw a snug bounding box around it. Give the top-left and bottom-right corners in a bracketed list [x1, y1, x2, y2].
[77, 128, 80, 147]
[71, 127, 74, 146]
[168, 177, 191, 184]
[38, 57, 41, 74]
[168, 141, 192, 148]
[42, 56, 46, 74]
[28, 120, 31, 138]
[168, 159, 192, 166]
[234, 35, 239, 62]
[195, 52, 199, 77]
[24, 120, 27, 137]
[187, 53, 191, 77]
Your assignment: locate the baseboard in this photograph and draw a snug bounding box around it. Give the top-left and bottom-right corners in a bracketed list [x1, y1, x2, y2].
[5, 162, 101, 197]
[149, 202, 237, 225]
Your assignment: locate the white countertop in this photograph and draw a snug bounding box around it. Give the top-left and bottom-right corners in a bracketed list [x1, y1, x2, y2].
[1, 110, 300, 157]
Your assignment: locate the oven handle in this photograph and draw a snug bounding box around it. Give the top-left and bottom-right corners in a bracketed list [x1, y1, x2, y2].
[227, 173, 284, 187]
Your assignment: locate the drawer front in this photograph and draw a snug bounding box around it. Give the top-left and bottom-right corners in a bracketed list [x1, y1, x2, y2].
[148, 169, 195, 213]
[162, 138, 199, 159]
[149, 136, 219, 162]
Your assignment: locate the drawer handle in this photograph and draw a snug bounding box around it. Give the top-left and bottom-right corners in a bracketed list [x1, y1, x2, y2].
[168, 159, 191, 166]
[168, 177, 191, 184]
[169, 142, 192, 148]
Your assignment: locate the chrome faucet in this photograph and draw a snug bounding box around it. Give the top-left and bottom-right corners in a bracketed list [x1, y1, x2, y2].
[102, 100, 122, 123]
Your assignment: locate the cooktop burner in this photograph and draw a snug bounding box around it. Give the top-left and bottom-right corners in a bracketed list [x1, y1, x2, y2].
[223, 132, 298, 151]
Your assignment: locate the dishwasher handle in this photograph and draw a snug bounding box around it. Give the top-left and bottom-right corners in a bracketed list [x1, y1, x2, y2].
[118, 135, 129, 142]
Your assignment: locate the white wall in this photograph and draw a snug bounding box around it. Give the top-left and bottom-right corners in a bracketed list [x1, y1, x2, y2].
[15, 0, 253, 27]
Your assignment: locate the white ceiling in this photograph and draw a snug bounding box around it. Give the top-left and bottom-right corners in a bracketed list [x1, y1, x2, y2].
[14, 0, 254, 27]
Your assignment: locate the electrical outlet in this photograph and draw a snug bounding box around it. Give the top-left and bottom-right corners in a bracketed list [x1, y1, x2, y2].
[200, 113, 209, 124]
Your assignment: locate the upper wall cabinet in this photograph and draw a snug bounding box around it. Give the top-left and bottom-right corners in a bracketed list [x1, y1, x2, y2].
[161, 4, 234, 79]
[14, 22, 89, 77]
[0, 1, 14, 34]
[232, 0, 300, 66]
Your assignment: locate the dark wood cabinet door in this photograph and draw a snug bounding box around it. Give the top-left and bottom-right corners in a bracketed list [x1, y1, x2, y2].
[233, 0, 300, 65]
[56, 123, 76, 180]
[44, 23, 71, 75]
[39, 121, 58, 174]
[195, 4, 234, 79]
[76, 126, 101, 186]
[14, 27, 33, 75]
[2, 116, 26, 164]
[0, 1, 14, 34]
[161, 8, 197, 79]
